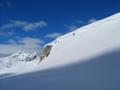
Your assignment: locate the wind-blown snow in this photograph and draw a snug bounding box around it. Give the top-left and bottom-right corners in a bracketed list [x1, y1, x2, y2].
[0, 12, 120, 90]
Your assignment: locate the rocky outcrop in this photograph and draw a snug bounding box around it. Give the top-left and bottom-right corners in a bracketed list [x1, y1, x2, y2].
[40, 45, 53, 61]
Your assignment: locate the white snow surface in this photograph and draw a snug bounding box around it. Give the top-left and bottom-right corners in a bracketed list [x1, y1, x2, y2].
[0, 12, 120, 76]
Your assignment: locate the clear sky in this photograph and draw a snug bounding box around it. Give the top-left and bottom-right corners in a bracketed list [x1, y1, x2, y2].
[0, 0, 120, 56]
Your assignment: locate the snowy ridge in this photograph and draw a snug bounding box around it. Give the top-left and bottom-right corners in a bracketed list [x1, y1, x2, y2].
[38, 12, 120, 70]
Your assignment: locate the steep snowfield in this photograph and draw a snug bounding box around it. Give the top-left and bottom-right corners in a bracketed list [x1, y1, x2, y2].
[0, 12, 120, 90]
[35, 12, 120, 71]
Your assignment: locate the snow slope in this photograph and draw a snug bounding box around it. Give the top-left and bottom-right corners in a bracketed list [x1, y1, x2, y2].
[0, 12, 120, 90]
[36, 12, 120, 71]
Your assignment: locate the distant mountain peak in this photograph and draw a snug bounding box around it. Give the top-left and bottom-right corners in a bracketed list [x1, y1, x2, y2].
[0, 50, 40, 69]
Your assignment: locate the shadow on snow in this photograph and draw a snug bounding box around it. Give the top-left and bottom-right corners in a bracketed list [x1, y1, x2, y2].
[0, 49, 120, 90]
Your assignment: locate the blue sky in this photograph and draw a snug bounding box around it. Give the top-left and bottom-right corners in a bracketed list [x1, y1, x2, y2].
[0, 0, 120, 56]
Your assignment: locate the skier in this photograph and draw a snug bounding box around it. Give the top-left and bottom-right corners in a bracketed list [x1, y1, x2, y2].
[73, 33, 75, 36]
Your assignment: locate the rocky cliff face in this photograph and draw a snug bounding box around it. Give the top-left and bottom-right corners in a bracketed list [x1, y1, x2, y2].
[40, 45, 53, 61]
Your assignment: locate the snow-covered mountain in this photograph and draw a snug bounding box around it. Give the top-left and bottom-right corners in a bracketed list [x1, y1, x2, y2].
[0, 12, 120, 90]
[0, 50, 39, 69]
[37, 12, 120, 71]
